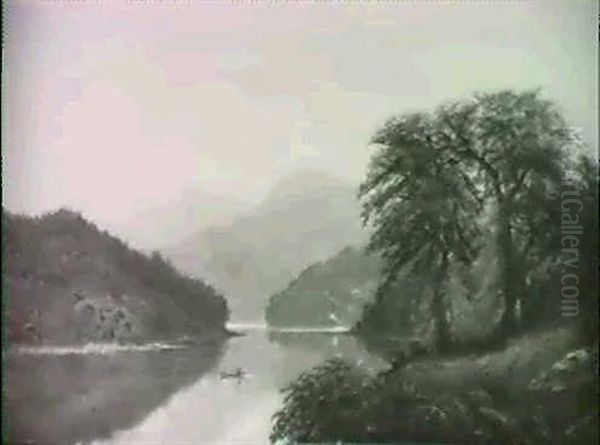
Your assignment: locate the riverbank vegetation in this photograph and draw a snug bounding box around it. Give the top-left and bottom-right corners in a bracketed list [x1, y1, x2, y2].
[265, 246, 380, 328]
[271, 90, 598, 444]
[272, 329, 597, 444]
[4, 208, 229, 344]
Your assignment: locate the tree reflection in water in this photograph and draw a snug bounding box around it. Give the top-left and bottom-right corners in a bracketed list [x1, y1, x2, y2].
[7, 341, 225, 445]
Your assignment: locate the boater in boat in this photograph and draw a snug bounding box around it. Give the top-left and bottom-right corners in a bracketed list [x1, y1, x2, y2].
[220, 367, 246, 380]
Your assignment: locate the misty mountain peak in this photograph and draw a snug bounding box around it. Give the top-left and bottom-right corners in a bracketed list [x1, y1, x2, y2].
[265, 169, 354, 204]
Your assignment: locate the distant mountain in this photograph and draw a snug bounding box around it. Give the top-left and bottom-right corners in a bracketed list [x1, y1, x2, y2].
[3, 208, 229, 345]
[101, 188, 243, 251]
[164, 170, 369, 319]
[265, 246, 381, 328]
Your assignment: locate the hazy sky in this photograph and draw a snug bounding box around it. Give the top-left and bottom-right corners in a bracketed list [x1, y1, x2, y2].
[3, 0, 598, 234]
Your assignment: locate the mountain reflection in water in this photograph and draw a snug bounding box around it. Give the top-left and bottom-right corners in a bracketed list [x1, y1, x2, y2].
[7, 328, 385, 445]
[7, 341, 225, 445]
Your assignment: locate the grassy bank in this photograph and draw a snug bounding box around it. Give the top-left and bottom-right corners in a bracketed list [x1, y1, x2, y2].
[271, 326, 598, 444]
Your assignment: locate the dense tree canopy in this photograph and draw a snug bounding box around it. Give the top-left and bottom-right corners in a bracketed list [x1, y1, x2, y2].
[359, 90, 590, 343]
[359, 112, 481, 350]
[271, 90, 597, 445]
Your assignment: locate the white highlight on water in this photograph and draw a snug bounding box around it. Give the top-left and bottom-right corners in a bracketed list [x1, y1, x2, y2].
[11, 342, 186, 356]
[227, 321, 351, 334]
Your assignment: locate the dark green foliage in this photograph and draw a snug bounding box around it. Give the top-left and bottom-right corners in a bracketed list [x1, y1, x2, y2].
[270, 359, 370, 444]
[458, 91, 573, 337]
[355, 273, 429, 339]
[271, 346, 599, 444]
[4, 208, 229, 344]
[571, 155, 599, 343]
[265, 246, 381, 328]
[357, 89, 593, 345]
[359, 109, 482, 351]
[269, 90, 598, 444]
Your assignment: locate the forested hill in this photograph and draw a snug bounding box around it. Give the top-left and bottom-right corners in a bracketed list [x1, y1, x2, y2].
[265, 246, 381, 328]
[3, 208, 229, 345]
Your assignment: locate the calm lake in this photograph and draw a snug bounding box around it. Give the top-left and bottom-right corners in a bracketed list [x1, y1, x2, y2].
[7, 324, 386, 445]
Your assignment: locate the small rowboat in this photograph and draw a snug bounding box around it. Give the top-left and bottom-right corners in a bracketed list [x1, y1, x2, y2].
[219, 367, 246, 380]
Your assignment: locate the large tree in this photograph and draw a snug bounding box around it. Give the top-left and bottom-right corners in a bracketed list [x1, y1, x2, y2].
[571, 155, 599, 342]
[359, 113, 480, 352]
[434, 90, 576, 336]
[360, 90, 580, 344]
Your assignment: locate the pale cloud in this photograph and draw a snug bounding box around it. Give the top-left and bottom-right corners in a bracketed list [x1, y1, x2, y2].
[2, 0, 597, 240]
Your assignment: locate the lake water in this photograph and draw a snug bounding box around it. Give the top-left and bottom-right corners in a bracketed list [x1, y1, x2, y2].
[7, 324, 387, 445]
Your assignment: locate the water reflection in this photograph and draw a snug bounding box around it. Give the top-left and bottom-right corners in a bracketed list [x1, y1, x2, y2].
[268, 330, 388, 374]
[7, 341, 225, 445]
[7, 330, 386, 445]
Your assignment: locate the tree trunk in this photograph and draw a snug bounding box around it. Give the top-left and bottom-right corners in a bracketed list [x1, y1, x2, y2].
[496, 207, 518, 338]
[432, 251, 452, 353]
